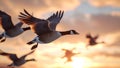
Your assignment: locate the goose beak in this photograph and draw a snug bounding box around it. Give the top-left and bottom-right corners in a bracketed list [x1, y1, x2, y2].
[75, 32, 79, 35]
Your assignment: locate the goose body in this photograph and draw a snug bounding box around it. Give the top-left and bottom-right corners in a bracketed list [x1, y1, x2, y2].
[28, 30, 78, 44]
[35, 31, 61, 43]
[27, 30, 79, 50]
[0, 10, 30, 42]
[62, 48, 79, 63]
[2, 25, 24, 38]
[0, 49, 36, 67]
[86, 33, 105, 48]
[19, 9, 79, 50]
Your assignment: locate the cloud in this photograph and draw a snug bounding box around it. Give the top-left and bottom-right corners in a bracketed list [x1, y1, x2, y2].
[90, 14, 120, 33]
[111, 11, 120, 16]
[0, 0, 80, 19]
[101, 32, 120, 45]
[89, 0, 120, 7]
[61, 13, 120, 35]
[87, 50, 120, 58]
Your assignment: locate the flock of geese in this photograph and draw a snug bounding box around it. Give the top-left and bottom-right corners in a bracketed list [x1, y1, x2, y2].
[0, 9, 105, 67]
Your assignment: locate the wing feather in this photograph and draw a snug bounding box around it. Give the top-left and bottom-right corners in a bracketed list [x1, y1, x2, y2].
[0, 10, 14, 31]
[47, 11, 64, 30]
[19, 9, 40, 25]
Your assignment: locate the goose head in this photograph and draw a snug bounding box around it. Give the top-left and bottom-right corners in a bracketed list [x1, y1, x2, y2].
[30, 58, 36, 61]
[86, 33, 92, 38]
[70, 30, 79, 35]
[26, 58, 36, 62]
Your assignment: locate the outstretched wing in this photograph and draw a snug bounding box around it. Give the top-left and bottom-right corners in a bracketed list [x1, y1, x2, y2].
[19, 9, 52, 35]
[0, 51, 18, 61]
[9, 54, 19, 61]
[94, 35, 99, 40]
[47, 11, 64, 30]
[19, 9, 41, 25]
[0, 10, 14, 31]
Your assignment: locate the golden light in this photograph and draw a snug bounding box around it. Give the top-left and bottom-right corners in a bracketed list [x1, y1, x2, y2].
[71, 57, 93, 68]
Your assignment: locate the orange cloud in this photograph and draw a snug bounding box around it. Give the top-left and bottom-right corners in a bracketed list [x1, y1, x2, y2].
[0, 0, 80, 17]
[89, 0, 120, 7]
[111, 11, 120, 16]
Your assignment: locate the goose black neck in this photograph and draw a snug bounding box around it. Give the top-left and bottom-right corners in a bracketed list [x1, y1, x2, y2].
[26, 59, 35, 62]
[22, 27, 31, 31]
[0, 52, 9, 56]
[60, 30, 71, 35]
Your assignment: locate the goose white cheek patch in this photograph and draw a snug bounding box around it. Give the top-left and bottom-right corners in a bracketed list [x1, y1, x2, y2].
[70, 31, 74, 35]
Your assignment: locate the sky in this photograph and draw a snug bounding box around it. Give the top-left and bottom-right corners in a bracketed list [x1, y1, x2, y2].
[0, 0, 120, 68]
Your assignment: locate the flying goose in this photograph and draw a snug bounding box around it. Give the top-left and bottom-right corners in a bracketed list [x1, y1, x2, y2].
[86, 33, 104, 48]
[19, 9, 79, 50]
[0, 49, 36, 67]
[62, 48, 80, 63]
[0, 10, 30, 42]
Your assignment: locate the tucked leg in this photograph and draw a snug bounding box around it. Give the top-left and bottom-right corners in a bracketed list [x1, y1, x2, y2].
[0, 37, 6, 42]
[27, 38, 36, 45]
[31, 43, 38, 50]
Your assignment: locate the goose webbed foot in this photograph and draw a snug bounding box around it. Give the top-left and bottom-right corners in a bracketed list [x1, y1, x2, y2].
[31, 43, 38, 50]
[0, 38, 6, 43]
[27, 41, 34, 45]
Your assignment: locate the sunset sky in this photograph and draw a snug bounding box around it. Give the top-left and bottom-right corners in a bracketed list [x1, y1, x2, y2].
[0, 0, 120, 68]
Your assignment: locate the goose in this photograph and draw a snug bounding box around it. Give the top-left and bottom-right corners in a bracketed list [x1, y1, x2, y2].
[0, 10, 30, 42]
[19, 9, 79, 50]
[62, 48, 79, 63]
[86, 33, 104, 48]
[0, 49, 36, 67]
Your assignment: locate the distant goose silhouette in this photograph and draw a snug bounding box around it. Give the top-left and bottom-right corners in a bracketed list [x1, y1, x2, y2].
[19, 9, 79, 50]
[62, 48, 80, 63]
[0, 49, 36, 67]
[0, 10, 30, 42]
[86, 33, 104, 48]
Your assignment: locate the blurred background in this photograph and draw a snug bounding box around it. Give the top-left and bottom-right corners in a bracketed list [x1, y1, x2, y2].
[0, 0, 120, 68]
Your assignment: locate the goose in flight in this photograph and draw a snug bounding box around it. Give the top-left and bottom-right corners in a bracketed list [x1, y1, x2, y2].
[86, 33, 105, 48]
[0, 49, 36, 67]
[19, 9, 79, 50]
[0, 10, 30, 42]
[62, 48, 80, 63]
